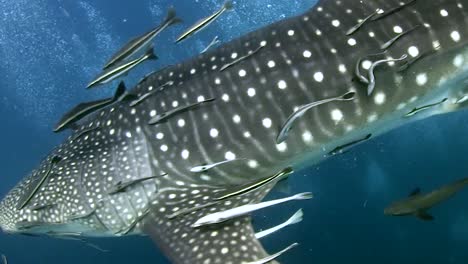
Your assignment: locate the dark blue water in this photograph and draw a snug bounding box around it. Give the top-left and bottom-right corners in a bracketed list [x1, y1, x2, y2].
[1, 0, 468, 263]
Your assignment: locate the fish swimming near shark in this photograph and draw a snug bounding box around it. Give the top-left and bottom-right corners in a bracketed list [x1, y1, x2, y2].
[191, 192, 313, 228]
[87, 47, 157, 89]
[255, 209, 303, 239]
[384, 177, 468, 220]
[54, 82, 127, 132]
[201, 35, 221, 53]
[103, 7, 182, 70]
[2, 0, 468, 263]
[176, 1, 233, 43]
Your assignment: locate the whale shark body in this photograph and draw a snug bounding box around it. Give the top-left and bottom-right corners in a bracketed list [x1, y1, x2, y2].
[2, 0, 468, 263]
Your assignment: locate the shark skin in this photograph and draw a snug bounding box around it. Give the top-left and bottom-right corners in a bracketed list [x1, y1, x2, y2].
[2, 0, 468, 263]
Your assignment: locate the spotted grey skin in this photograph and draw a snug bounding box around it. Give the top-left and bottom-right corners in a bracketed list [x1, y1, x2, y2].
[3, 0, 468, 263]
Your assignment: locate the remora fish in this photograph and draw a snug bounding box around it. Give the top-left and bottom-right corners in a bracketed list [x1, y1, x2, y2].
[384, 178, 468, 220]
[175, 1, 233, 43]
[87, 47, 157, 89]
[255, 209, 303, 239]
[189, 158, 245, 172]
[54, 82, 126, 132]
[191, 192, 313, 228]
[107, 174, 167, 195]
[2, 0, 468, 263]
[103, 8, 181, 70]
[201, 35, 221, 53]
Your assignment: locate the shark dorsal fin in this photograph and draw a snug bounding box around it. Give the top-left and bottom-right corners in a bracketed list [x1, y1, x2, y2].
[409, 188, 421, 197]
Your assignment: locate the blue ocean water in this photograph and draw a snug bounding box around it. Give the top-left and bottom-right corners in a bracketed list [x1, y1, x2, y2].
[1, 0, 468, 263]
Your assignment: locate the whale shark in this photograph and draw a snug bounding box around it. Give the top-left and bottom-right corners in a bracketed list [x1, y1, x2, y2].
[2, 0, 468, 263]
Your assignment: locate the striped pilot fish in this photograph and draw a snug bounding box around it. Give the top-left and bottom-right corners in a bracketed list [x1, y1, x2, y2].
[2, 0, 468, 263]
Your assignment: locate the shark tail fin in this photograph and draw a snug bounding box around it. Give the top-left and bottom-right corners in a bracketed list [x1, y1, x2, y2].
[285, 209, 304, 225]
[165, 7, 182, 26]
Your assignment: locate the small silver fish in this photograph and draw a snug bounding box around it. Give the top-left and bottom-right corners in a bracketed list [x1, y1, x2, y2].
[201, 36, 221, 53]
[71, 125, 101, 141]
[190, 158, 245, 173]
[176, 1, 233, 43]
[108, 174, 166, 195]
[129, 81, 172, 107]
[219, 44, 264, 71]
[103, 8, 181, 69]
[46, 231, 83, 239]
[346, 9, 380, 35]
[116, 208, 150, 236]
[55, 82, 126, 132]
[29, 203, 56, 211]
[148, 98, 215, 125]
[255, 209, 303, 239]
[214, 167, 293, 201]
[276, 91, 356, 144]
[328, 134, 372, 156]
[191, 192, 313, 228]
[367, 54, 408, 95]
[17, 156, 62, 210]
[87, 47, 157, 89]
[405, 98, 448, 117]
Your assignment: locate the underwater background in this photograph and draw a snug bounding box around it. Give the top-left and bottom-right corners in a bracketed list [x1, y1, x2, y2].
[1, 0, 468, 263]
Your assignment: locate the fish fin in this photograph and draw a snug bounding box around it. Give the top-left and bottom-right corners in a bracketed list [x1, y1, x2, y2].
[119, 92, 139, 103]
[415, 210, 434, 221]
[223, 0, 233, 11]
[286, 209, 304, 225]
[166, 7, 183, 25]
[408, 188, 421, 197]
[293, 192, 314, 200]
[141, 172, 284, 263]
[273, 177, 291, 195]
[113, 81, 127, 100]
[145, 46, 158, 61]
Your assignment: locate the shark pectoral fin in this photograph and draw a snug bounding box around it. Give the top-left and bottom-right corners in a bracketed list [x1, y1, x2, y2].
[141, 173, 285, 264]
[415, 210, 434, 221]
[143, 214, 275, 264]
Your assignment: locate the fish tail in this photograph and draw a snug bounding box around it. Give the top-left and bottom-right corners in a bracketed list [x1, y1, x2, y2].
[223, 0, 233, 11]
[145, 47, 158, 61]
[166, 7, 182, 26]
[285, 209, 303, 225]
[293, 192, 314, 200]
